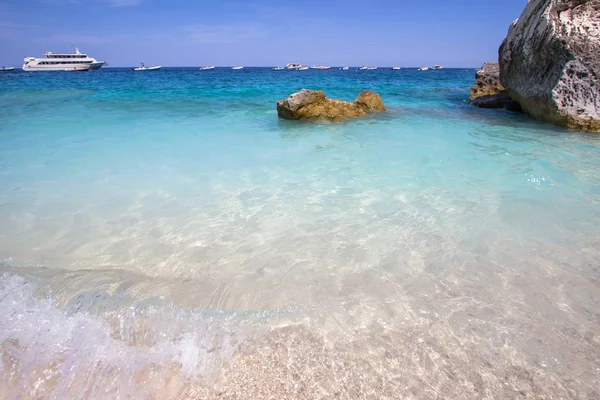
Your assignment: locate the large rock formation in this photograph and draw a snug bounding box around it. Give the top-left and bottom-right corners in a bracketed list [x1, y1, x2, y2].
[470, 62, 506, 101]
[277, 89, 385, 121]
[499, 0, 600, 132]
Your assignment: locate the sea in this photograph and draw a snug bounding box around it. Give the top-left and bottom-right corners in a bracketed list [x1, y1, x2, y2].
[0, 67, 599, 399]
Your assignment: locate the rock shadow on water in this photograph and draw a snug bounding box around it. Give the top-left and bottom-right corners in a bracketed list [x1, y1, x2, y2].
[275, 108, 397, 139]
[408, 97, 578, 134]
[461, 104, 600, 138]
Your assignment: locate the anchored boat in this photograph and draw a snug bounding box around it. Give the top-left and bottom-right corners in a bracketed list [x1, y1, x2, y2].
[22, 47, 105, 71]
[132, 63, 161, 71]
[286, 63, 307, 70]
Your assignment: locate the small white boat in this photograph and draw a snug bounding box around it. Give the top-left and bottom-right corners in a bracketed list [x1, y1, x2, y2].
[132, 63, 161, 71]
[285, 63, 308, 71]
[340, 66, 349, 71]
[432, 65, 443, 70]
[418, 66, 429, 71]
[0, 66, 15, 71]
[358, 66, 377, 70]
[310, 65, 331, 70]
[200, 66, 215, 71]
[272, 66, 285, 71]
[392, 66, 401, 70]
[232, 66, 244, 70]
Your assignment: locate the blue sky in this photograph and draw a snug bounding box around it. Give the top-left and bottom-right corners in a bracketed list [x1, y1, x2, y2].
[1, 0, 527, 67]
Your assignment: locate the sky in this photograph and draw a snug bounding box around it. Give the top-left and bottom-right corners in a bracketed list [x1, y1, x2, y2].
[0, 0, 527, 67]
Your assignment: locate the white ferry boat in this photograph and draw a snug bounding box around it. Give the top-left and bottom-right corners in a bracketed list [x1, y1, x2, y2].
[22, 48, 105, 71]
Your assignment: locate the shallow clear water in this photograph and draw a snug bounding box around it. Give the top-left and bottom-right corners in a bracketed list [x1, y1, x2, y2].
[1, 67, 599, 399]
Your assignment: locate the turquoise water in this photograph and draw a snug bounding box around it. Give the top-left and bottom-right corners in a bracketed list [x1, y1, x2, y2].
[1, 68, 600, 398]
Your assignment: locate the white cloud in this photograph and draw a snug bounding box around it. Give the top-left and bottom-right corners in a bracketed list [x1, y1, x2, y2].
[186, 24, 265, 44]
[36, 0, 144, 6]
[0, 20, 39, 38]
[36, 0, 82, 4]
[41, 33, 130, 44]
[106, 0, 144, 6]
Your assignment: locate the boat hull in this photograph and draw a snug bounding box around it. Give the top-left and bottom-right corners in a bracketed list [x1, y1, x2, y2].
[132, 66, 162, 71]
[22, 63, 94, 71]
[22, 65, 90, 71]
[89, 61, 105, 70]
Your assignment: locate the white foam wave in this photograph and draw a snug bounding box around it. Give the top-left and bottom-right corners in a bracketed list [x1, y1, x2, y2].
[0, 273, 255, 399]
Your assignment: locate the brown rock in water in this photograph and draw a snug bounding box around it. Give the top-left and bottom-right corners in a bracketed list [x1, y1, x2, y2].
[470, 62, 506, 102]
[499, 0, 600, 132]
[356, 90, 386, 112]
[277, 89, 385, 121]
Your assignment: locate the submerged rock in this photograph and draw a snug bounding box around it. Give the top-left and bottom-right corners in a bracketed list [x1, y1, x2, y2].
[499, 0, 600, 132]
[471, 92, 511, 109]
[277, 89, 385, 121]
[470, 62, 506, 103]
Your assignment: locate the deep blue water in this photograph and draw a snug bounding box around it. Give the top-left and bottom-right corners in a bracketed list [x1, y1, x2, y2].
[1, 67, 599, 398]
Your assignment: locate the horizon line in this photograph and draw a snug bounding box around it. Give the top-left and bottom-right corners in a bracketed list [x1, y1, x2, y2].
[99, 65, 481, 69]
